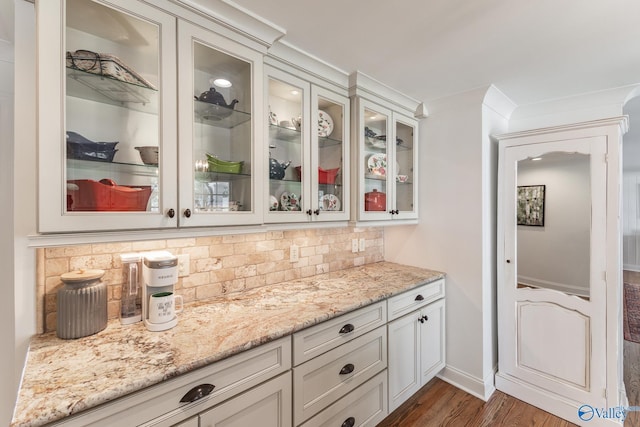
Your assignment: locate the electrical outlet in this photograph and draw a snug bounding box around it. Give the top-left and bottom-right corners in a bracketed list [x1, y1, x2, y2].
[177, 254, 190, 277]
[352, 239, 359, 253]
[359, 238, 366, 252]
[290, 244, 299, 262]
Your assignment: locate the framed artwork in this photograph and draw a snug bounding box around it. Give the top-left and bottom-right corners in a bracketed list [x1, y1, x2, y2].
[517, 185, 545, 226]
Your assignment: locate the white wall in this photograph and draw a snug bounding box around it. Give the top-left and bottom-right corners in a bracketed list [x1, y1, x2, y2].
[384, 85, 513, 399]
[0, 0, 15, 424]
[622, 97, 640, 271]
[8, 2, 38, 425]
[517, 155, 591, 296]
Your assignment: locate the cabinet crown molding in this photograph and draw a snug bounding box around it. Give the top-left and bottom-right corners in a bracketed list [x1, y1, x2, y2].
[172, 0, 286, 47]
[349, 71, 422, 118]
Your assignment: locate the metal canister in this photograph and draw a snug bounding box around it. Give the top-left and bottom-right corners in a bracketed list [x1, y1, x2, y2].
[56, 269, 108, 339]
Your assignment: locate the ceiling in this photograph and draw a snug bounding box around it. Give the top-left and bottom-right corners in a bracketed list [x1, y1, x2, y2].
[230, 0, 640, 107]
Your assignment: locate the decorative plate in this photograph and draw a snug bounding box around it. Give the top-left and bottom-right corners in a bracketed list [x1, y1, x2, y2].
[280, 192, 301, 211]
[367, 153, 387, 176]
[269, 195, 279, 211]
[320, 194, 341, 211]
[318, 110, 334, 137]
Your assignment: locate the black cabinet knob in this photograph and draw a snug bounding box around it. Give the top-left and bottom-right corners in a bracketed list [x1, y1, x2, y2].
[423, 315, 429, 322]
[167, 208, 175, 218]
[306, 209, 312, 216]
[342, 417, 356, 427]
[314, 209, 320, 215]
[415, 294, 424, 301]
[339, 363, 355, 375]
[339, 323, 355, 334]
[180, 383, 215, 403]
[184, 208, 191, 218]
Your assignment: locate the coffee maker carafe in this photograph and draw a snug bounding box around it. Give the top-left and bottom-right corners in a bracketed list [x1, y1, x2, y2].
[142, 251, 179, 332]
[120, 253, 142, 325]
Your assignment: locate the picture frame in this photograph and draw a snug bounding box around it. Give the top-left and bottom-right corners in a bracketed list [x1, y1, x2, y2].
[517, 185, 545, 226]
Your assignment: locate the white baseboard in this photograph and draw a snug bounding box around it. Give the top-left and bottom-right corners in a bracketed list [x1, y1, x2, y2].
[437, 364, 496, 401]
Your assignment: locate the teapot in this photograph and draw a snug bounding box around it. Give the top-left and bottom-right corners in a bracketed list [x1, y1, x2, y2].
[269, 154, 292, 180]
[198, 87, 239, 109]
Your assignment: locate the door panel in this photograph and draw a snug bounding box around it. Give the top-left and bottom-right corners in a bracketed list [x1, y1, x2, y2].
[498, 136, 608, 411]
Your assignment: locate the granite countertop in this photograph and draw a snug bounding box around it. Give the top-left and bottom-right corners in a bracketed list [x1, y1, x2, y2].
[11, 261, 444, 427]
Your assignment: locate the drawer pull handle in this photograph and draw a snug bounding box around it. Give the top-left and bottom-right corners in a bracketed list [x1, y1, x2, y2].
[339, 323, 355, 334]
[342, 417, 356, 427]
[418, 315, 429, 324]
[415, 294, 424, 301]
[339, 363, 355, 375]
[180, 383, 215, 403]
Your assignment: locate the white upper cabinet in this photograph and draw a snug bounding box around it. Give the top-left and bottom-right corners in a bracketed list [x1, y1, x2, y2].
[38, 0, 178, 233]
[177, 20, 264, 227]
[36, 0, 267, 233]
[350, 72, 421, 224]
[264, 64, 350, 223]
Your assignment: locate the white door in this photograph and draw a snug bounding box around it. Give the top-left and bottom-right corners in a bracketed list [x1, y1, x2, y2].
[388, 311, 421, 412]
[497, 136, 608, 420]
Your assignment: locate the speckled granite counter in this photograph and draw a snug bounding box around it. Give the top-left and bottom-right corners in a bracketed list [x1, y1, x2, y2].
[12, 261, 444, 427]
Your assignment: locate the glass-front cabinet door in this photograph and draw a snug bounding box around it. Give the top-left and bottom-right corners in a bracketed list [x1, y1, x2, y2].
[177, 21, 263, 227]
[393, 113, 418, 219]
[355, 98, 418, 221]
[265, 66, 349, 223]
[38, 0, 178, 233]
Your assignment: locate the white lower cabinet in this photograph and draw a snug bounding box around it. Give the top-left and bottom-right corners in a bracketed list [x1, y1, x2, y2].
[388, 296, 445, 412]
[47, 280, 446, 427]
[199, 372, 291, 427]
[300, 371, 388, 427]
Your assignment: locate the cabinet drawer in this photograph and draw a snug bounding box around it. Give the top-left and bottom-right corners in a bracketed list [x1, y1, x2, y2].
[53, 337, 291, 427]
[293, 327, 387, 424]
[387, 279, 444, 321]
[293, 301, 386, 365]
[199, 372, 291, 427]
[299, 370, 387, 427]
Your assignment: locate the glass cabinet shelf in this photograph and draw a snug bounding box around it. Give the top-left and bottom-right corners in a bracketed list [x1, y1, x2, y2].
[66, 158, 158, 177]
[66, 68, 158, 113]
[269, 125, 343, 148]
[194, 99, 251, 128]
[195, 171, 251, 182]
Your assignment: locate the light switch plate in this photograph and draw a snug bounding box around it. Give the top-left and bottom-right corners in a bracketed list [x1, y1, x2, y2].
[290, 244, 299, 262]
[359, 238, 366, 252]
[352, 239, 359, 253]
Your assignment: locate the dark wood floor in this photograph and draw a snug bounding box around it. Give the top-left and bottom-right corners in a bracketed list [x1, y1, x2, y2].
[377, 340, 640, 427]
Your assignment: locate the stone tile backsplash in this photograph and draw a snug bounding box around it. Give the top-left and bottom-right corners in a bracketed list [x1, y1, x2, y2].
[37, 226, 384, 333]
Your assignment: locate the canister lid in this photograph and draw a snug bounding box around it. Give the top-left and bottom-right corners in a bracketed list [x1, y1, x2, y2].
[60, 269, 105, 283]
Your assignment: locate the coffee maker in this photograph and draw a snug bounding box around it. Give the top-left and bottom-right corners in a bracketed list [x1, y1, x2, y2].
[142, 251, 179, 332]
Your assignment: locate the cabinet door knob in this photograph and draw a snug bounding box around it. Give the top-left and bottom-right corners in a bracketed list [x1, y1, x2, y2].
[306, 209, 313, 216]
[167, 208, 175, 218]
[184, 209, 191, 218]
[179, 383, 215, 403]
[339, 323, 355, 334]
[506, 259, 511, 263]
[339, 363, 355, 375]
[423, 315, 429, 322]
[314, 209, 320, 215]
[414, 294, 424, 301]
[418, 317, 424, 324]
[342, 417, 356, 427]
